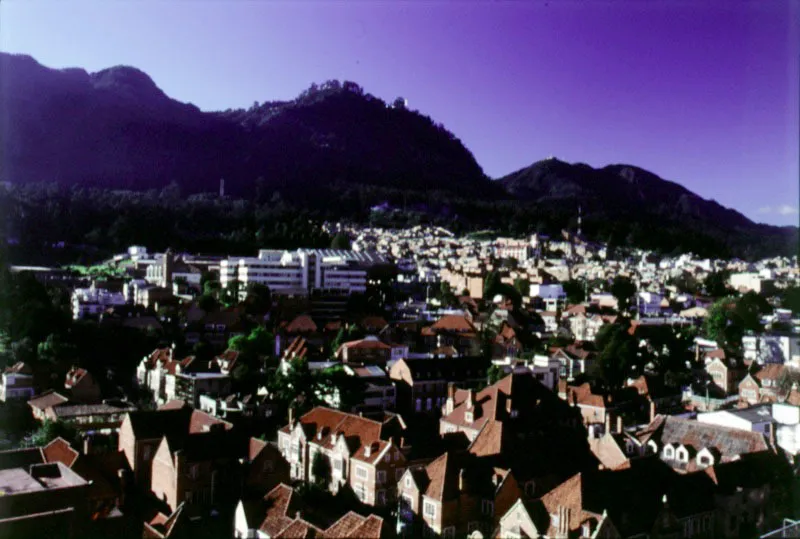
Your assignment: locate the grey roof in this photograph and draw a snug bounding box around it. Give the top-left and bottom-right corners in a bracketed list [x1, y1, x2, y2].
[717, 405, 776, 425]
[643, 416, 769, 458]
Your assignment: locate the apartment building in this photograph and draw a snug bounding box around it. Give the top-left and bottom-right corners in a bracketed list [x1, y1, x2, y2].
[220, 249, 386, 296]
[277, 407, 407, 507]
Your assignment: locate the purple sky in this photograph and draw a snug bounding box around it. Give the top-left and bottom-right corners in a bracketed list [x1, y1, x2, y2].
[1, 1, 798, 226]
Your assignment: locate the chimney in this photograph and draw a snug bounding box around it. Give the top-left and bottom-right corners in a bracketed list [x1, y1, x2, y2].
[83, 436, 92, 455]
[466, 389, 475, 409]
[288, 407, 295, 429]
[768, 422, 776, 449]
[649, 401, 656, 423]
[616, 415, 623, 434]
[445, 383, 456, 415]
[458, 468, 465, 491]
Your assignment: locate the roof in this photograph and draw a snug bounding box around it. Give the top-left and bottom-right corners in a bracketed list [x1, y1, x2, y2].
[28, 391, 70, 411]
[124, 405, 232, 445]
[636, 415, 769, 463]
[3, 362, 33, 375]
[286, 315, 318, 334]
[430, 314, 476, 333]
[259, 484, 300, 536]
[322, 512, 383, 539]
[279, 407, 398, 464]
[64, 367, 90, 388]
[588, 434, 630, 471]
[754, 364, 786, 383]
[42, 437, 79, 468]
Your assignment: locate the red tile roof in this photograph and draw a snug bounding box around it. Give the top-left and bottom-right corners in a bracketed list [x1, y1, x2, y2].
[286, 315, 318, 334]
[430, 314, 476, 333]
[43, 437, 79, 468]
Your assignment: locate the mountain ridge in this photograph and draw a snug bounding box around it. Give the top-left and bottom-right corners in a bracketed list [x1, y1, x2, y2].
[0, 53, 796, 258]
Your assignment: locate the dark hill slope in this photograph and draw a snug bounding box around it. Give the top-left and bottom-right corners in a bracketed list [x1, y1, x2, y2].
[0, 54, 492, 196]
[498, 159, 797, 258]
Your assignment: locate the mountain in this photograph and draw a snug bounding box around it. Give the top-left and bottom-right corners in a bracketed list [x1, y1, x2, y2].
[0, 53, 491, 196]
[0, 53, 795, 257]
[497, 158, 797, 258]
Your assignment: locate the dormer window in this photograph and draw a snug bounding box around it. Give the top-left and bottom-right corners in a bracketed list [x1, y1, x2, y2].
[663, 445, 674, 460]
[676, 446, 688, 463]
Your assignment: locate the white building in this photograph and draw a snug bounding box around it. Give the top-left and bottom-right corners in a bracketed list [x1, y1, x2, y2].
[637, 292, 664, 317]
[742, 333, 800, 365]
[729, 272, 775, 294]
[71, 285, 126, 319]
[493, 238, 532, 262]
[529, 284, 566, 311]
[220, 249, 385, 296]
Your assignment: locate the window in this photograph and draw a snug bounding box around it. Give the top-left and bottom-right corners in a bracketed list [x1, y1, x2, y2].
[377, 490, 386, 505]
[442, 526, 455, 538]
[404, 475, 412, 487]
[423, 501, 436, 518]
[465, 411, 474, 423]
[482, 500, 494, 515]
[415, 399, 422, 412]
[377, 470, 386, 484]
[356, 466, 368, 479]
[189, 464, 199, 480]
[355, 484, 366, 501]
[663, 446, 674, 459]
[551, 513, 561, 530]
[426, 398, 432, 410]
[333, 458, 343, 472]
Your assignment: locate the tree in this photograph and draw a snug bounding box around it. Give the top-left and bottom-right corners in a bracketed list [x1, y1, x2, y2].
[513, 278, 530, 298]
[331, 232, 351, 250]
[782, 286, 800, 315]
[562, 279, 586, 305]
[24, 419, 78, 448]
[483, 271, 501, 299]
[486, 364, 505, 386]
[610, 276, 636, 313]
[311, 450, 332, 488]
[595, 321, 641, 389]
[704, 270, 732, 298]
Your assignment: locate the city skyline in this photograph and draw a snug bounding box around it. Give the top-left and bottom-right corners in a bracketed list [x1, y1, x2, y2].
[1, 0, 798, 226]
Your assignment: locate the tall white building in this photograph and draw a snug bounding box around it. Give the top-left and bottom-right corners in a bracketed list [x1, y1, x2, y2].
[71, 285, 127, 319]
[219, 249, 386, 296]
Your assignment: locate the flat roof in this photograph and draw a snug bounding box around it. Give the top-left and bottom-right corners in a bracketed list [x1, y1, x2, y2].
[0, 462, 87, 496]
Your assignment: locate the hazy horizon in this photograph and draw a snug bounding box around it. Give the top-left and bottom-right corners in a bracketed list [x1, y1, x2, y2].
[1, 0, 798, 227]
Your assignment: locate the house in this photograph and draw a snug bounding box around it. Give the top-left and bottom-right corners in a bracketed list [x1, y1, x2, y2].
[276, 407, 407, 507]
[634, 415, 770, 472]
[550, 343, 597, 379]
[0, 461, 90, 538]
[565, 313, 611, 342]
[0, 362, 35, 402]
[742, 333, 800, 365]
[64, 367, 101, 403]
[38, 400, 137, 433]
[233, 483, 386, 539]
[326, 365, 397, 418]
[28, 391, 71, 421]
[705, 356, 746, 395]
[625, 374, 683, 415]
[242, 438, 290, 496]
[396, 451, 522, 538]
[117, 402, 233, 492]
[421, 314, 481, 356]
[493, 323, 524, 360]
[150, 426, 245, 511]
[389, 356, 490, 417]
[738, 364, 787, 405]
[440, 373, 592, 499]
[336, 336, 392, 365]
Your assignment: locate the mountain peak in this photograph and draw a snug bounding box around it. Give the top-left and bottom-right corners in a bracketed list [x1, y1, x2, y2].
[90, 65, 167, 101]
